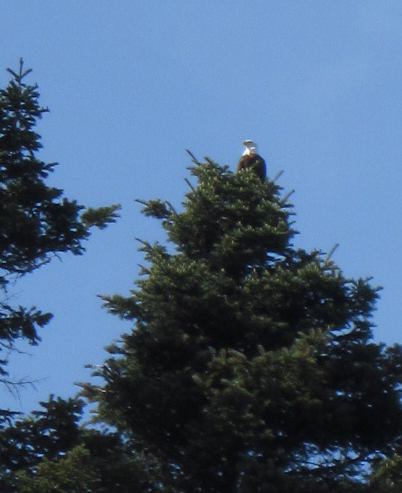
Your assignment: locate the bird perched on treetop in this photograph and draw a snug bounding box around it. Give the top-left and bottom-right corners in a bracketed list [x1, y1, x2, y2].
[236, 140, 266, 182]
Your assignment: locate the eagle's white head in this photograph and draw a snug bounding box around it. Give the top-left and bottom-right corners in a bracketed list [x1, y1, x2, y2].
[242, 139, 258, 156]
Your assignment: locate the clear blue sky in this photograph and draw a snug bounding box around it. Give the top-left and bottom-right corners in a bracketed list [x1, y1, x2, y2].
[2, 1, 402, 413]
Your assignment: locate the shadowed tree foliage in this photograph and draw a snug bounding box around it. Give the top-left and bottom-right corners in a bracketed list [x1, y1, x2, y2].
[0, 60, 120, 390]
[0, 396, 156, 492]
[0, 396, 83, 491]
[80, 157, 402, 492]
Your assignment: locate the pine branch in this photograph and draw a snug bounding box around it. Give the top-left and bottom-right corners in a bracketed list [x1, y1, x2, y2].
[186, 149, 200, 164]
[280, 189, 295, 205]
[324, 243, 339, 264]
[184, 178, 195, 191]
[272, 170, 284, 183]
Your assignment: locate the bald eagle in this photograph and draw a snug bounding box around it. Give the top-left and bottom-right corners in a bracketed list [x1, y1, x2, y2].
[236, 140, 266, 182]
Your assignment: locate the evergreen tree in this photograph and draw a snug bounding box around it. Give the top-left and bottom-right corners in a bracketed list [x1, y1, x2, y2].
[0, 396, 154, 492]
[0, 60, 119, 388]
[0, 396, 84, 491]
[83, 157, 402, 492]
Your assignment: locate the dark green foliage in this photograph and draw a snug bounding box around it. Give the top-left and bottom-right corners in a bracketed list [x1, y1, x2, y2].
[0, 396, 84, 491]
[0, 396, 155, 492]
[0, 60, 120, 387]
[369, 454, 402, 492]
[16, 445, 98, 493]
[81, 206, 120, 230]
[84, 158, 402, 492]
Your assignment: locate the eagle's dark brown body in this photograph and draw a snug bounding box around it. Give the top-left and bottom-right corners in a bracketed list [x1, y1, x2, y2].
[236, 153, 266, 182]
